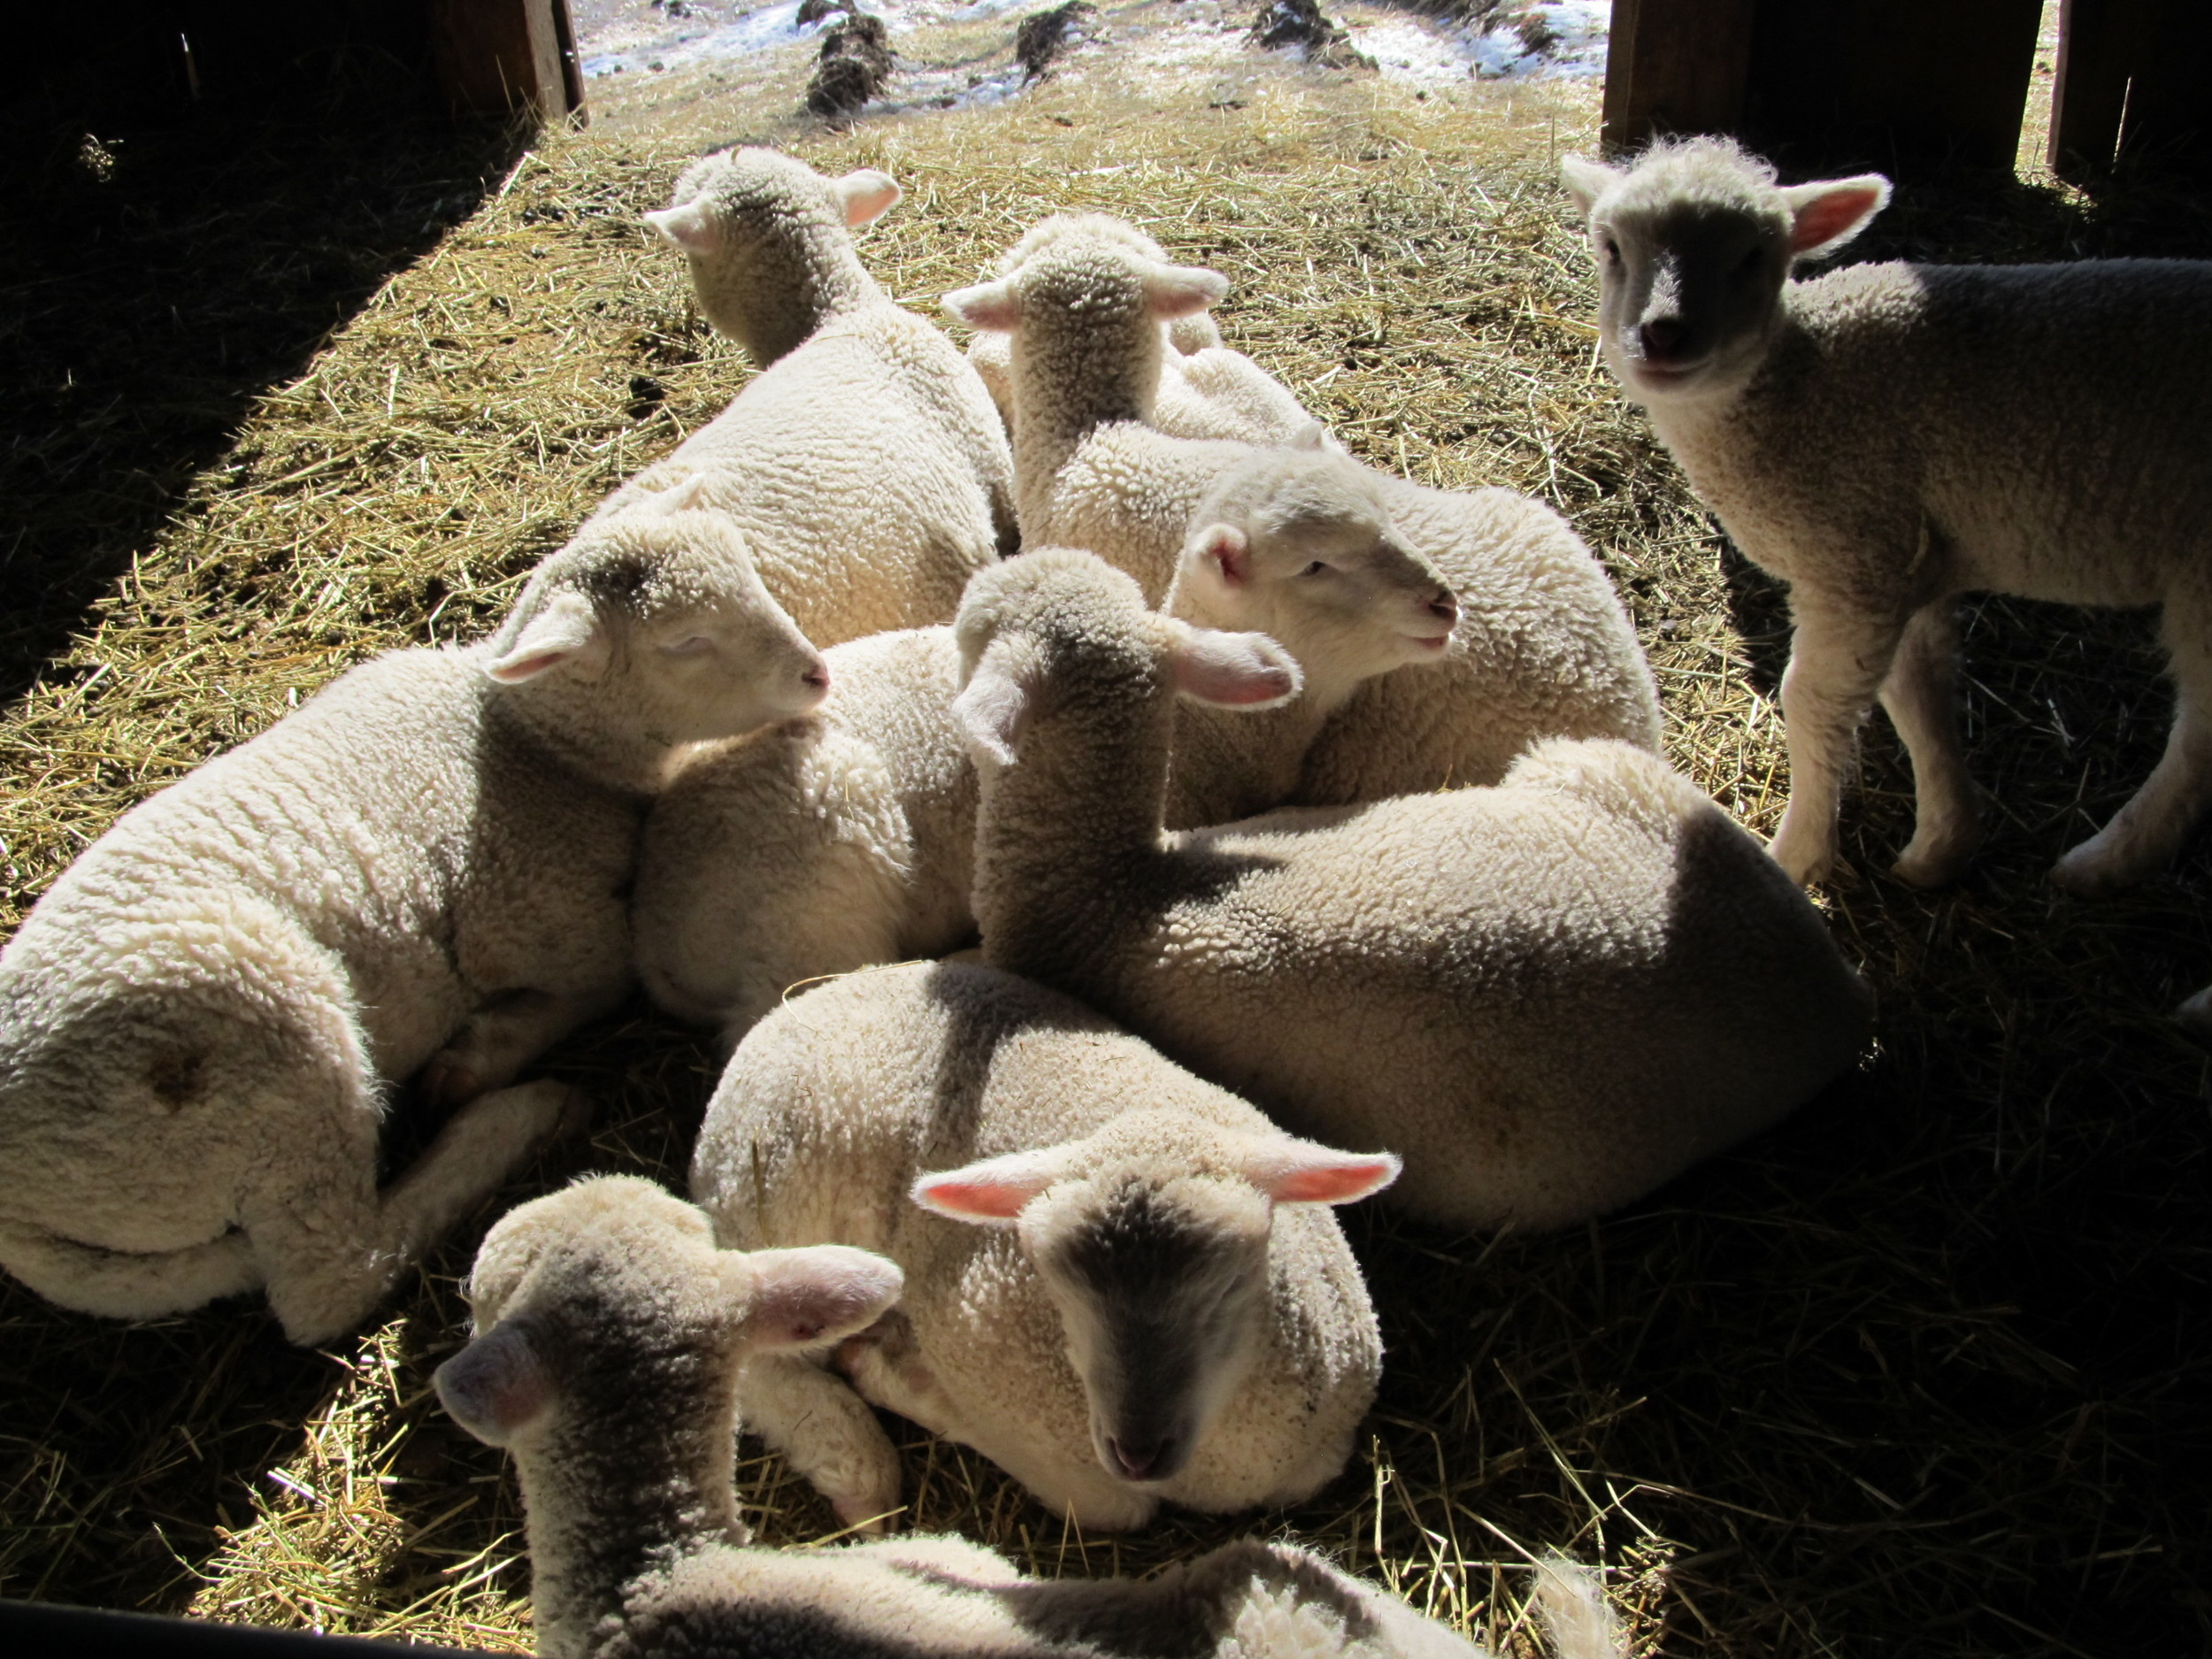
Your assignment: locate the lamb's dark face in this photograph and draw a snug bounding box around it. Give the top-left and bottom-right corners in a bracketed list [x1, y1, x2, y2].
[1588, 193, 1791, 402]
[1028, 1174, 1272, 1486]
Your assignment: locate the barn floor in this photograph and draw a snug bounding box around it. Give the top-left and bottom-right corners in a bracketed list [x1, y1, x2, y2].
[2, 45, 2209, 1659]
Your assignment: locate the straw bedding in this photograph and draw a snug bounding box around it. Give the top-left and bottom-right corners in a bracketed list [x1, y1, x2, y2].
[2, 62, 2208, 1658]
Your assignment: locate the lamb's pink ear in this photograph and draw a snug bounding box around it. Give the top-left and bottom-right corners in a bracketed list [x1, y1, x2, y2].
[1167, 622, 1302, 708]
[434, 1323, 552, 1446]
[733, 1246, 905, 1349]
[1185, 524, 1251, 589]
[833, 168, 902, 227]
[651, 473, 712, 515]
[486, 590, 609, 685]
[945, 279, 1023, 333]
[1779, 174, 1891, 257]
[1242, 1145, 1402, 1206]
[1142, 264, 1230, 320]
[1558, 155, 1621, 217]
[645, 201, 718, 253]
[951, 651, 1036, 765]
[911, 1150, 1064, 1226]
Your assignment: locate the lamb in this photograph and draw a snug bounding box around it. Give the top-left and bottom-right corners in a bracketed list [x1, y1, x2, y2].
[1561, 137, 2212, 894]
[690, 959, 1397, 1532]
[615, 147, 1018, 646]
[0, 492, 830, 1344]
[440, 1172, 1601, 1659]
[945, 217, 1662, 796]
[953, 549, 1874, 1232]
[963, 215, 1321, 448]
[629, 448, 1463, 1044]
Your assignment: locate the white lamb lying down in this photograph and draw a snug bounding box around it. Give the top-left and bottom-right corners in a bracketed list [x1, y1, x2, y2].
[0, 495, 829, 1344]
[441, 1175, 1600, 1659]
[962, 213, 1326, 449]
[691, 960, 1397, 1532]
[955, 549, 1876, 1233]
[631, 449, 1459, 1045]
[1563, 137, 2212, 896]
[614, 147, 1017, 646]
[945, 216, 1662, 795]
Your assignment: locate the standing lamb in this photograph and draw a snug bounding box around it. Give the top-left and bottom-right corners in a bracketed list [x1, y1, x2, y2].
[440, 1173, 1602, 1659]
[690, 959, 1397, 1532]
[617, 147, 1017, 644]
[0, 495, 829, 1344]
[953, 549, 1873, 1231]
[1562, 137, 2212, 894]
[630, 447, 1463, 1043]
[945, 217, 1661, 795]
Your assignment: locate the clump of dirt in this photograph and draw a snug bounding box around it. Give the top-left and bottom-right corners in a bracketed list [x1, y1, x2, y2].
[795, 0, 848, 26]
[1248, 0, 1375, 73]
[1015, 0, 1099, 81]
[804, 12, 895, 117]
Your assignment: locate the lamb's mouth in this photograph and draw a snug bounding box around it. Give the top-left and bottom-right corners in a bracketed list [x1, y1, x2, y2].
[1403, 630, 1453, 654]
[1629, 357, 1709, 390]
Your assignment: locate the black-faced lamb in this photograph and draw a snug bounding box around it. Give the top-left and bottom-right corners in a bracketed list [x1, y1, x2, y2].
[690, 959, 1397, 1532]
[0, 495, 829, 1344]
[440, 1173, 1592, 1659]
[629, 449, 1462, 1045]
[1563, 136, 2212, 895]
[620, 147, 1018, 644]
[953, 549, 1874, 1232]
[944, 217, 1662, 795]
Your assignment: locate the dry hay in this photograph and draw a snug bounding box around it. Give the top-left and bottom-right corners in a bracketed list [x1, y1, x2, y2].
[3, 60, 2211, 1659]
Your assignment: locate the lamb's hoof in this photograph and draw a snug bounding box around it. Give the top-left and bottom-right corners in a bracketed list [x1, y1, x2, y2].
[1766, 826, 1836, 887]
[1890, 833, 1978, 890]
[2048, 839, 2153, 898]
[2174, 987, 2212, 1051]
[830, 1491, 903, 1536]
[418, 1054, 488, 1109]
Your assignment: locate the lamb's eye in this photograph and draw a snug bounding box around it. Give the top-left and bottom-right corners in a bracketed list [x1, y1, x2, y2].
[1602, 236, 1622, 265]
[661, 634, 714, 657]
[1302, 560, 1330, 577]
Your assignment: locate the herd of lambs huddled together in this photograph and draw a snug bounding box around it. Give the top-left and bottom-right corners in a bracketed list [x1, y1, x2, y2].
[3, 134, 2208, 1655]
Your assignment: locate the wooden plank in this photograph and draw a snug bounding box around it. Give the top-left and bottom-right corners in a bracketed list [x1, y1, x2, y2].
[429, 0, 583, 121]
[1742, 0, 2044, 172]
[2055, 0, 2212, 177]
[1601, 0, 1757, 155]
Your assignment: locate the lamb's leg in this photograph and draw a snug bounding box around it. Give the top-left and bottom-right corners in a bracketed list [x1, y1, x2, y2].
[2052, 603, 2212, 895]
[1767, 598, 1910, 886]
[1880, 599, 1985, 887]
[735, 1351, 905, 1534]
[419, 985, 624, 1107]
[837, 1317, 1158, 1532]
[250, 1079, 583, 1346]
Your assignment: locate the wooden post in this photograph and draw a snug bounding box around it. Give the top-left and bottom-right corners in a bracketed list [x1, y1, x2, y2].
[430, 0, 587, 123]
[1601, 0, 1758, 156]
[2052, 0, 2212, 179]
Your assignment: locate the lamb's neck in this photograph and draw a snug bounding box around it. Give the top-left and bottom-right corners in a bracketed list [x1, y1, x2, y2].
[486, 690, 669, 802]
[973, 696, 1174, 956]
[518, 1389, 745, 1659]
[1638, 304, 1801, 469]
[1010, 323, 1163, 518]
[1166, 698, 1335, 828]
[735, 236, 887, 366]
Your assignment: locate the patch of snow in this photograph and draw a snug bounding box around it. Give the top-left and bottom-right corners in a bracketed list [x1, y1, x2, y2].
[581, 0, 1039, 79]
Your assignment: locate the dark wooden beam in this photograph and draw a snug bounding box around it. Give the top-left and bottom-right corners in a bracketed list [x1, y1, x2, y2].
[1601, 0, 1758, 156]
[2053, 0, 2212, 179]
[429, 0, 585, 123]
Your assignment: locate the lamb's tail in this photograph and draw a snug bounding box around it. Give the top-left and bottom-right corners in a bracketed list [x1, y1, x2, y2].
[1532, 1557, 1628, 1659]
